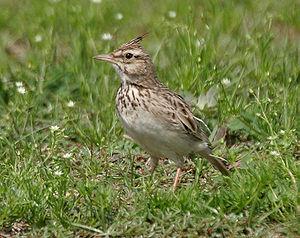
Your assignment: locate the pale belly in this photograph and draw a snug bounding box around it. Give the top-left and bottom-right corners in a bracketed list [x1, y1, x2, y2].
[117, 107, 193, 158]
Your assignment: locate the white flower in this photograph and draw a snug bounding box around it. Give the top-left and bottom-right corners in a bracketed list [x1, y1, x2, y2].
[17, 86, 26, 94]
[66, 100, 75, 108]
[168, 11, 176, 18]
[270, 151, 280, 156]
[34, 34, 43, 42]
[91, 0, 101, 3]
[267, 135, 277, 140]
[15, 82, 23, 87]
[50, 125, 60, 133]
[196, 38, 205, 47]
[101, 33, 112, 41]
[221, 78, 231, 86]
[54, 170, 63, 176]
[15, 81, 26, 94]
[63, 153, 72, 159]
[115, 13, 123, 20]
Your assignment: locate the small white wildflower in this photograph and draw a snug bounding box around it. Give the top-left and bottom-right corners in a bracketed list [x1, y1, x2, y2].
[221, 78, 231, 86]
[101, 33, 112, 41]
[168, 10, 176, 18]
[66, 100, 75, 108]
[17, 86, 26, 94]
[15, 82, 26, 94]
[267, 135, 277, 140]
[15, 82, 23, 87]
[270, 151, 280, 156]
[54, 170, 63, 176]
[34, 34, 43, 42]
[196, 38, 205, 47]
[91, 0, 101, 3]
[52, 191, 59, 198]
[63, 153, 72, 159]
[266, 71, 270, 76]
[115, 13, 123, 20]
[279, 130, 285, 134]
[50, 125, 60, 133]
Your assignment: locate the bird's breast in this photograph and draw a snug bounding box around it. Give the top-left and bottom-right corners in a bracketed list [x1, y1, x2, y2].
[116, 85, 156, 132]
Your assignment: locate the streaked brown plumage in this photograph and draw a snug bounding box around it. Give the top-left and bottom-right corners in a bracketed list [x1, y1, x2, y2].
[93, 34, 229, 190]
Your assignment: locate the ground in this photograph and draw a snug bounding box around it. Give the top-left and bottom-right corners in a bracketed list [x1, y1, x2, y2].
[0, 0, 299, 237]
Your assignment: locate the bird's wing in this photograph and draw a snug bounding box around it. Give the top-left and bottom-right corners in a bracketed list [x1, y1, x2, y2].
[151, 89, 210, 143]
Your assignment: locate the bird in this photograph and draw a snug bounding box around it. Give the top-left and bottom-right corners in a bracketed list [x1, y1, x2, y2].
[93, 33, 230, 190]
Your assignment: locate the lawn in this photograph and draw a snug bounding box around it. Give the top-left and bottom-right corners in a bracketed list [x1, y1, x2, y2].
[0, 0, 299, 237]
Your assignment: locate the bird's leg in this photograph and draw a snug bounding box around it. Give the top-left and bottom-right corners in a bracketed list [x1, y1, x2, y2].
[146, 156, 159, 174]
[173, 167, 182, 191]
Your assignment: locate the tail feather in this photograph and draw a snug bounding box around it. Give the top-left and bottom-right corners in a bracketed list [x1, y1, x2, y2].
[204, 154, 230, 176]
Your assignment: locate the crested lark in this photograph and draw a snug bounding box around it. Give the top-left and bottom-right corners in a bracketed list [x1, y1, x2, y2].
[93, 34, 229, 190]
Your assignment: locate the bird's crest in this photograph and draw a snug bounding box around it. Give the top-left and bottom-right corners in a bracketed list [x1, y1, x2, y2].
[121, 33, 149, 48]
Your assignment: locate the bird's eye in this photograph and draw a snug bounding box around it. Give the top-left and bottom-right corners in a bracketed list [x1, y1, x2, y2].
[125, 53, 133, 59]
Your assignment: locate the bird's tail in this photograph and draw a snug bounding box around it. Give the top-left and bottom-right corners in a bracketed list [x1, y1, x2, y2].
[203, 153, 230, 176]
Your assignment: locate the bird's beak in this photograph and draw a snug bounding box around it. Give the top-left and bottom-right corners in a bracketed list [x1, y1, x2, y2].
[93, 54, 116, 64]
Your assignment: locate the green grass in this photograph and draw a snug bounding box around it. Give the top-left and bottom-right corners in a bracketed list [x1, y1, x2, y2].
[0, 0, 299, 237]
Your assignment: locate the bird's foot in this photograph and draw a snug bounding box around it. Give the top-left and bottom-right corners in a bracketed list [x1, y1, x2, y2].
[172, 168, 182, 191]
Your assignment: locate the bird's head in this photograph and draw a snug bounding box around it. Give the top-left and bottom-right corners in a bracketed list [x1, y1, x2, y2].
[93, 33, 156, 85]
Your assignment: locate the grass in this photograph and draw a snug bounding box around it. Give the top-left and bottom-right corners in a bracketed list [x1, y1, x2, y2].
[0, 0, 299, 237]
